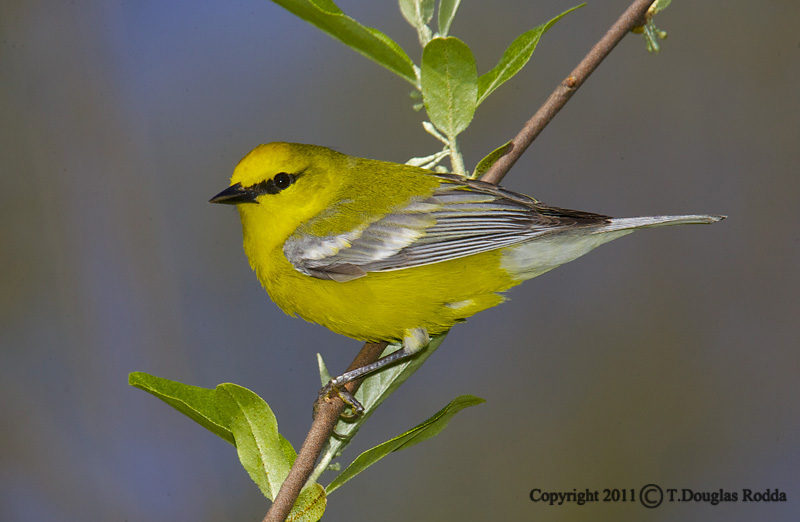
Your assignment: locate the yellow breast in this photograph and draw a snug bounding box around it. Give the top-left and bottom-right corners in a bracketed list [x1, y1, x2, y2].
[253, 242, 516, 342]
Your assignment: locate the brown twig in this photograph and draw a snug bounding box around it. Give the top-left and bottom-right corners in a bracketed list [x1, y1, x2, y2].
[263, 1, 655, 520]
[481, 0, 652, 184]
[263, 342, 387, 522]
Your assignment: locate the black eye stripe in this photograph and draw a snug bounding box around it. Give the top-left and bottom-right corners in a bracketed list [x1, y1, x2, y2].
[250, 172, 297, 195]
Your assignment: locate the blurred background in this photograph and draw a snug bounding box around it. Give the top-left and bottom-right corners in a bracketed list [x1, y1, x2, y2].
[2, 1, 798, 521]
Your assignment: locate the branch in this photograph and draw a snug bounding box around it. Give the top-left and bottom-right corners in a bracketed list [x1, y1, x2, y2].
[263, 342, 387, 522]
[480, 0, 653, 184]
[263, 1, 656, 520]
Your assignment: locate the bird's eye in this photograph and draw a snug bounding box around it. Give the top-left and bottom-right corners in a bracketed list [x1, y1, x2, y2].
[249, 172, 298, 196]
[274, 172, 293, 190]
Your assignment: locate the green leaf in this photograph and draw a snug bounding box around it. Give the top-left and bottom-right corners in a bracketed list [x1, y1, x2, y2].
[420, 36, 477, 140]
[280, 433, 299, 468]
[287, 483, 327, 522]
[326, 394, 485, 494]
[640, 21, 668, 54]
[129, 373, 295, 501]
[348, 337, 446, 423]
[317, 353, 332, 387]
[270, 0, 417, 85]
[400, 0, 434, 46]
[217, 383, 293, 500]
[129, 372, 235, 444]
[477, 4, 583, 106]
[472, 141, 513, 179]
[311, 334, 448, 484]
[437, 0, 462, 37]
[650, 0, 672, 14]
[318, 335, 448, 464]
[399, 0, 434, 30]
[634, 0, 671, 54]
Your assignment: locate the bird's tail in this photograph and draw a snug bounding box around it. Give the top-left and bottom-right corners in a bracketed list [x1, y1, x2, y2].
[501, 214, 725, 281]
[598, 214, 726, 233]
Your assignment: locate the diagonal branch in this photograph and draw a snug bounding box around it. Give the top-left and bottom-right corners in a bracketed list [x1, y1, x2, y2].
[263, 1, 656, 521]
[481, 0, 652, 184]
[263, 342, 387, 522]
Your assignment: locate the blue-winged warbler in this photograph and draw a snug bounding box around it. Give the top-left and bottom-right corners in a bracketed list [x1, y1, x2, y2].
[211, 142, 723, 381]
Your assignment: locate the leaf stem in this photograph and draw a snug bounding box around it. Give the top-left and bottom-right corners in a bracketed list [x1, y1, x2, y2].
[448, 137, 466, 176]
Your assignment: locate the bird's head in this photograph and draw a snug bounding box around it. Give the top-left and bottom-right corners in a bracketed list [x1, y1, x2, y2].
[210, 142, 347, 246]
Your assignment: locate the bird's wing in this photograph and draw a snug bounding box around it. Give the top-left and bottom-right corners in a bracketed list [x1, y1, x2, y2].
[283, 174, 610, 282]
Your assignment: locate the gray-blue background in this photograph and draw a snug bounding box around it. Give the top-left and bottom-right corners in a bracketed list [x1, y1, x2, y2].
[3, 1, 798, 521]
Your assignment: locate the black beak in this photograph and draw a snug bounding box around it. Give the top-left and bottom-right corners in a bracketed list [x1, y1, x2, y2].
[209, 183, 258, 205]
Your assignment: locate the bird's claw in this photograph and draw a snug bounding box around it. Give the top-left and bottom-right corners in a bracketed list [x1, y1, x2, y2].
[314, 380, 365, 421]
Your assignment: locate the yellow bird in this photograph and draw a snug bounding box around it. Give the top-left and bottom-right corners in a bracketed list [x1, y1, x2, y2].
[211, 142, 723, 387]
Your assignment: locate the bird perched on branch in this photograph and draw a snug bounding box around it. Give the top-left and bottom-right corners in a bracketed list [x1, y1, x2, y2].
[211, 142, 724, 398]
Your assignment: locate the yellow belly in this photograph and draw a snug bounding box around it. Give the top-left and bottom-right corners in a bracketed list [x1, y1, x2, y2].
[256, 246, 518, 342]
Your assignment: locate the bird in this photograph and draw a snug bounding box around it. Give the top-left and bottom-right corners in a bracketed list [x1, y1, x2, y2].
[211, 142, 724, 398]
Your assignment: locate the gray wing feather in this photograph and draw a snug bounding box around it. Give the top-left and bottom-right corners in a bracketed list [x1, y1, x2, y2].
[284, 174, 610, 281]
